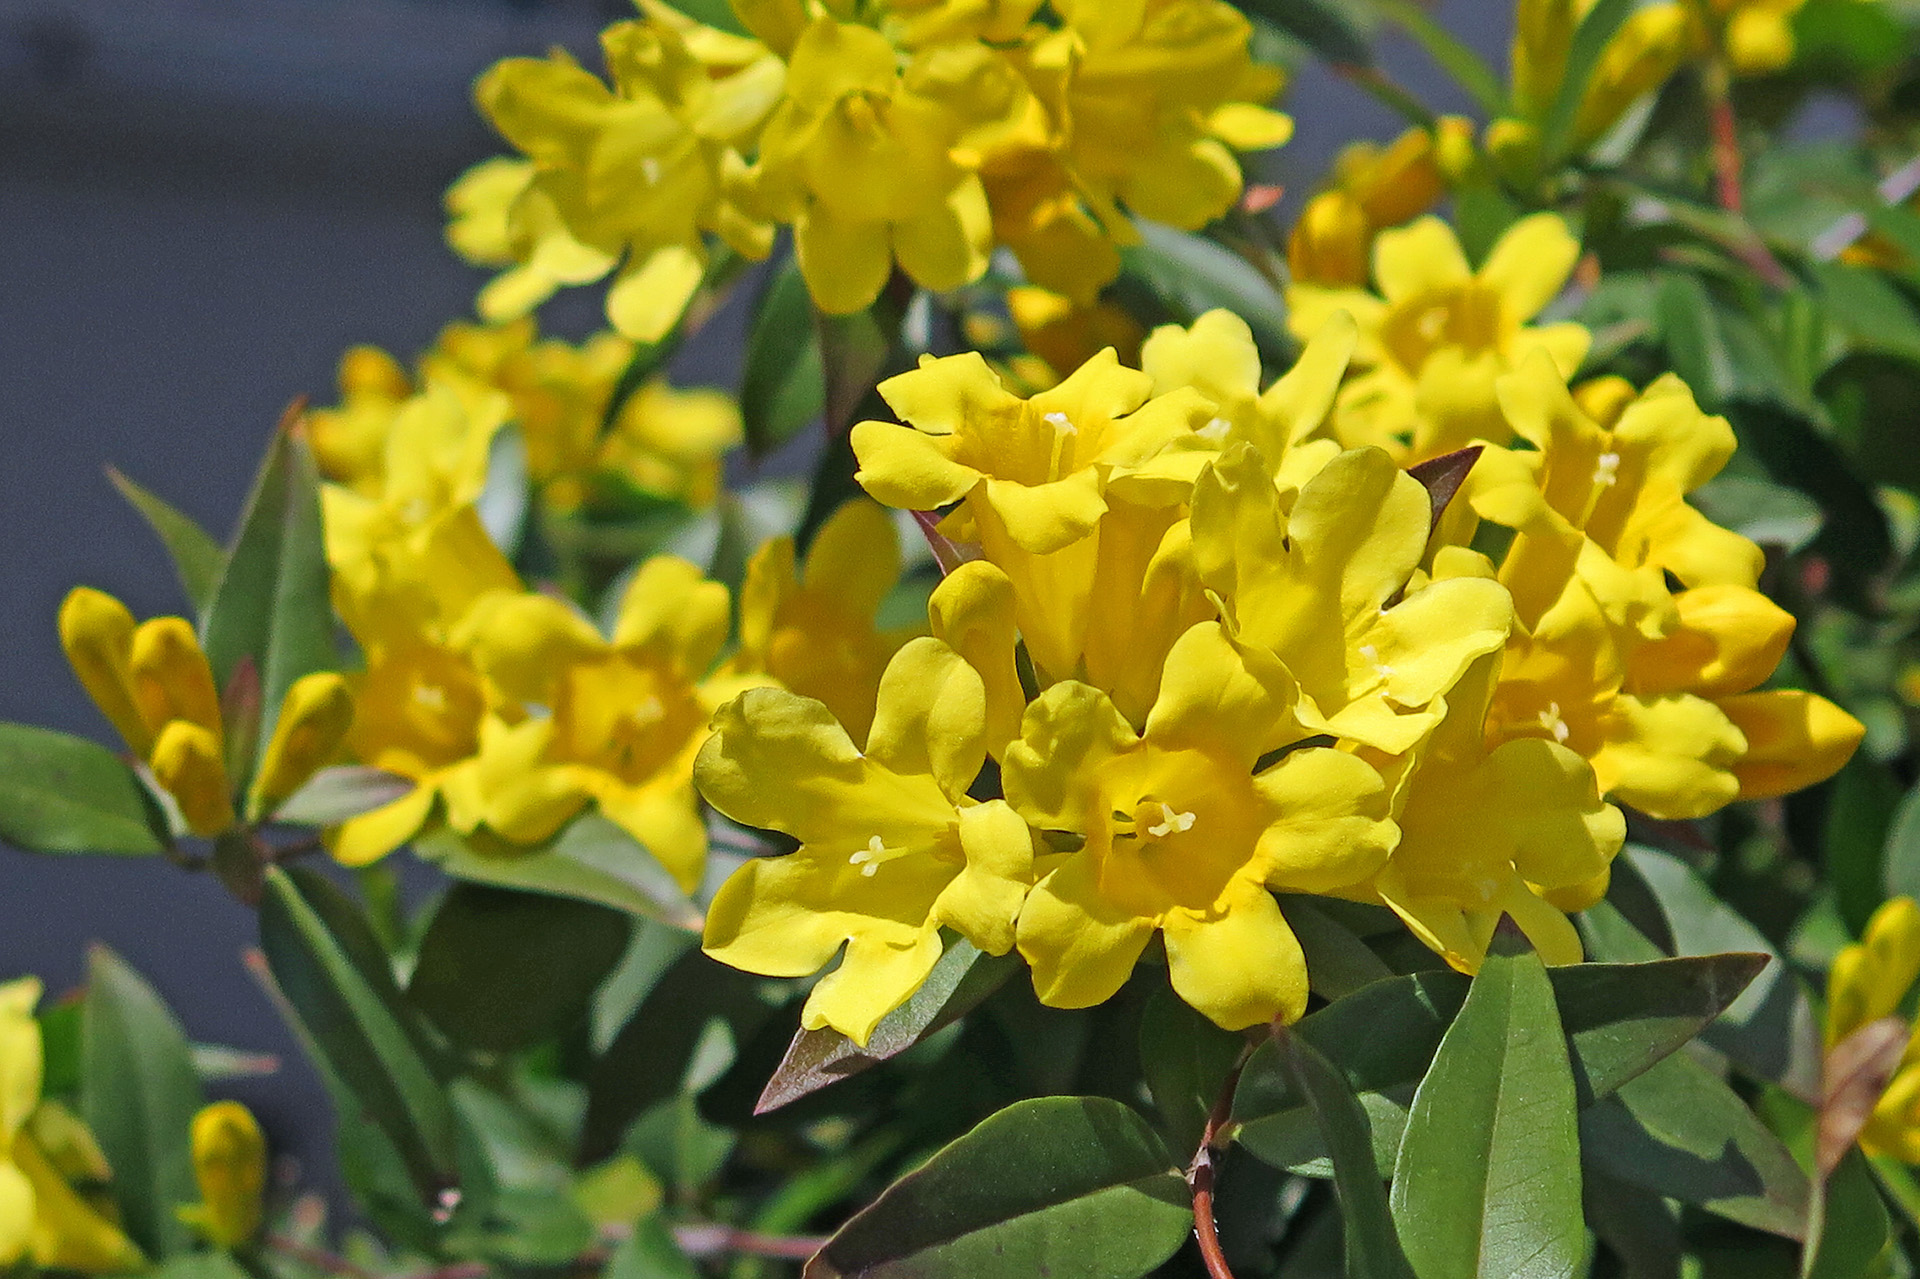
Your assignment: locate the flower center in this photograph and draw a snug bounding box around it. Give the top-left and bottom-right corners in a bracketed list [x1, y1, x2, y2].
[1537, 701, 1571, 745]
[1145, 803, 1197, 838]
[848, 835, 889, 877]
[1592, 451, 1621, 488]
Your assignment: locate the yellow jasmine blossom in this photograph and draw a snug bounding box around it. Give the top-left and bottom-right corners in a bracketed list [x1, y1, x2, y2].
[1507, 1, 1697, 156]
[852, 347, 1213, 556]
[699, 638, 1036, 1045]
[247, 673, 355, 822]
[182, 1102, 266, 1251]
[1189, 444, 1514, 755]
[1366, 651, 1625, 973]
[450, 557, 755, 888]
[1006, 287, 1145, 386]
[151, 723, 236, 838]
[1002, 622, 1397, 1028]
[596, 379, 743, 511]
[926, 560, 1026, 757]
[444, 157, 619, 328]
[1287, 121, 1464, 288]
[750, 15, 1020, 314]
[1719, 689, 1865, 800]
[728, 500, 917, 743]
[1290, 213, 1590, 462]
[1826, 897, 1920, 1162]
[309, 345, 413, 493]
[0, 978, 144, 1274]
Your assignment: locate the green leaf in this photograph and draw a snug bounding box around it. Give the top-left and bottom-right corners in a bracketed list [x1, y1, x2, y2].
[1803, 1148, 1892, 1279]
[273, 766, 417, 827]
[408, 883, 631, 1053]
[199, 424, 335, 780]
[1140, 984, 1245, 1157]
[1657, 273, 1794, 410]
[1371, 0, 1504, 116]
[1825, 757, 1904, 937]
[804, 1097, 1192, 1279]
[755, 938, 1021, 1115]
[1811, 264, 1920, 364]
[1124, 222, 1290, 355]
[106, 468, 225, 615]
[1276, 1030, 1418, 1279]
[1389, 929, 1584, 1279]
[741, 258, 826, 456]
[1238, 0, 1372, 67]
[416, 814, 702, 932]
[1883, 781, 1920, 902]
[606, 1216, 699, 1279]
[1285, 896, 1395, 1000]
[1538, 0, 1636, 166]
[257, 866, 457, 1206]
[1580, 1051, 1812, 1240]
[1690, 476, 1825, 553]
[1231, 952, 1765, 1174]
[1732, 399, 1893, 610]
[443, 1079, 596, 1266]
[80, 945, 206, 1259]
[0, 722, 167, 856]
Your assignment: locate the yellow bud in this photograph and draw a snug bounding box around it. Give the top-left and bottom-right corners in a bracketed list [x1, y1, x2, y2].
[248, 673, 355, 821]
[1352, 128, 1446, 228]
[337, 345, 410, 400]
[1725, 8, 1795, 76]
[1432, 115, 1482, 186]
[1287, 191, 1372, 288]
[1575, 3, 1696, 147]
[129, 618, 224, 747]
[188, 1102, 265, 1250]
[1512, 0, 1583, 119]
[1572, 375, 1639, 430]
[150, 722, 235, 837]
[57, 589, 152, 758]
[1484, 118, 1543, 187]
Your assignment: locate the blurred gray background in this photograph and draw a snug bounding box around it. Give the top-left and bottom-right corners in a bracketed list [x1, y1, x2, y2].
[0, 0, 1505, 1194]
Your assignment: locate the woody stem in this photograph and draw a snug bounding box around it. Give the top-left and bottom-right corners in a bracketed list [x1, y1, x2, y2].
[1188, 1044, 1256, 1279]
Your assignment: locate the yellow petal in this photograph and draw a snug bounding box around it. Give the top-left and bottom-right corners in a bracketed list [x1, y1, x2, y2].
[1479, 212, 1581, 322]
[928, 562, 1025, 759]
[1144, 623, 1299, 767]
[893, 177, 991, 294]
[801, 927, 947, 1046]
[1373, 216, 1472, 303]
[128, 616, 223, 743]
[1720, 690, 1865, 801]
[150, 721, 235, 837]
[611, 556, 731, 674]
[1592, 693, 1745, 820]
[592, 781, 709, 892]
[250, 672, 355, 820]
[1163, 883, 1308, 1028]
[0, 979, 43, 1143]
[1001, 682, 1137, 834]
[850, 419, 982, 514]
[16, 1135, 143, 1273]
[190, 1102, 265, 1249]
[327, 785, 437, 868]
[802, 500, 901, 622]
[57, 589, 150, 758]
[1208, 103, 1294, 152]
[932, 799, 1036, 956]
[458, 592, 605, 708]
[0, 1161, 31, 1267]
[1252, 747, 1397, 892]
[606, 243, 706, 343]
[979, 472, 1108, 555]
[1016, 855, 1157, 1010]
[796, 203, 893, 316]
[1629, 584, 1794, 700]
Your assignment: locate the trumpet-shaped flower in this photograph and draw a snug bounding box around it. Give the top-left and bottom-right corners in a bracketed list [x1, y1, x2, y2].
[1190, 444, 1514, 754]
[700, 638, 1036, 1045]
[1002, 623, 1397, 1028]
[0, 979, 144, 1273]
[1826, 897, 1920, 1162]
[1291, 214, 1590, 461]
[728, 500, 917, 742]
[182, 1102, 266, 1251]
[449, 557, 753, 888]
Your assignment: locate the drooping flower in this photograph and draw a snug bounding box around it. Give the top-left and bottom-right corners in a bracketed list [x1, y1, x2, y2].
[1825, 897, 1920, 1162]
[700, 638, 1036, 1045]
[1002, 622, 1397, 1028]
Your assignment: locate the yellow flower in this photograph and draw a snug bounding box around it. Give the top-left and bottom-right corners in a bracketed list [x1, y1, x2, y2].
[247, 673, 355, 822]
[1006, 287, 1145, 385]
[1690, 0, 1810, 76]
[449, 557, 752, 888]
[1288, 122, 1462, 288]
[700, 638, 1037, 1045]
[852, 347, 1213, 556]
[0, 979, 144, 1274]
[751, 15, 1019, 314]
[1190, 444, 1515, 755]
[309, 345, 412, 493]
[1509, 1, 1698, 151]
[1366, 651, 1625, 973]
[596, 379, 743, 511]
[728, 500, 917, 743]
[1826, 897, 1920, 1162]
[444, 158, 619, 328]
[1002, 623, 1397, 1028]
[182, 1102, 265, 1250]
[1290, 214, 1590, 462]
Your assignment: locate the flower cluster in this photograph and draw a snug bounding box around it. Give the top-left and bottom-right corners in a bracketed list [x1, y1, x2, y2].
[696, 294, 1863, 1043]
[449, 0, 1290, 336]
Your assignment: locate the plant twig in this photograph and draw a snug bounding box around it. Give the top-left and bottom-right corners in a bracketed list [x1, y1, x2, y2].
[263, 1235, 380, 1279]
[1187, 1045, 1255, 1279]
[672, 1224, 828, 1261]
[1706, 63, 1744, 216]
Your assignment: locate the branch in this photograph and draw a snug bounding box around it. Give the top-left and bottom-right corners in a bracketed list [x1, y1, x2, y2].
[1186, 1045, 1255, 1279]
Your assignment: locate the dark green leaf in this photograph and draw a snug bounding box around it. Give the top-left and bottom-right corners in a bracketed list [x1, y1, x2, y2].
[80, 946, 206, 1258]
[273, 766, 417, 827]
[106, 468, 225, 615]
[148, 1254, 253, 1279]
[1286, 895, 1395, 1000]
[1240, 0, 1371, 67]
[1732, 399, 1893, 609]
[804, 1097, 1191, 1279]
[257, 866, 457, 1205]
[1140, 985, 1244, 1157]
[1389, 929, 1584, 1279]
[1823, 757, 1903, 937]
[416, 815, 702, 932]
[409, 884, 631, 1053]
[1580, 1052, 1812, 1240]
[444, 1079, 596, 1266]
[1538, 0, 1637, 165]
[199, 423, 335, 781]
[626, 1093, 737, 1198]
[1371, 0, 1504, 115]
[1811, 263, 1920, 364]
[1657, 273, 1794, 409]
[1690, 476, 1825, 553]
[756, 938, 1020, 1115]
[1125, 223, 1290, 355]
[0, 722, 167, 856]
[1803, 1147, 1892, 1279]
[607, 1216, 699, 1279]
[1277, 1030, 1418, 1279]
[1884, 782, 1920, 902]
[741, 258, 826, 456]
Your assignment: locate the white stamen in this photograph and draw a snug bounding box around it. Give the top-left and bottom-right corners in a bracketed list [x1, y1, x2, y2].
[850, 835, 886, 876]
[627, 695, 664, 728]
[1147, 803, 1197, 838]
[1537, 701, 1571, 745]
[1043, 410, 1077, 436]
[412, 684, 447, 711]
[1417, 307, 1448, 342]
[641, 156, 662, 185]
[1359, 643, 1393, 679]
[1592, 451, 1621, 488]
[1197, 416, 1232, 442]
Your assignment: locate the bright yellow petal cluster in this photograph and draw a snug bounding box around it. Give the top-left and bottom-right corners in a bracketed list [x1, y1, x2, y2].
[456, 0, 1289, 329]
[1827, 897, 1920, 1162]
[1289, 213, 1591, 463]
[0, 979, 144, 1274]
[1287, 120, 1469, 289]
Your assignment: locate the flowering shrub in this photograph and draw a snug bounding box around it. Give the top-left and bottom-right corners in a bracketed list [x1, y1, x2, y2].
[14, 0, 1920, 1275]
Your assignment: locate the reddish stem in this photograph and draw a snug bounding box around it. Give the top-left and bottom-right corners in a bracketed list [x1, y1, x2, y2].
[1708, 71, 1743, 215]
[1187, 1047, 1254, 1279]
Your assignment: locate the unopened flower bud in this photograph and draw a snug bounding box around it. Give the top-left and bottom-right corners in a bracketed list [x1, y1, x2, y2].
[129, 618, 223, 745]
[150, 722, 235, 837]
[188, 1102, 265, 1249]
[248, 673, 354, 821]
[58, 589, 151, 758]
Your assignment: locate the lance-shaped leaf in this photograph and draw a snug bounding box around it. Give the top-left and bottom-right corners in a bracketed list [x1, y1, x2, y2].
[443, 1080, 596, 1267]
[1232, 952, 1765, 1174]
[274, 766, 417, 827]
[1237, 0, 1372, 68]
[416, 815, 701, 932]
[742, 258, 825, 456]
[408, 884, 631, 1054]
[81, 945, 206, 1259]
[1371, 0, 1504, 115]
[1125, 223, 1289, 356]
[1389, 928, 1584, 1279]
[755, 938, 1021, 1115]
[107, 467, 225, 615]
[199, 416, 336, 781]
[0, 723, 168, 856]
[1803, 1148, 1892, 1279]
[803, 1097, 1191, 1279]
[1141, 985, 1246, 1157]
[1407, 446, 1482, 532]
[1581, 1051, 1812, 1240]
[1277, 1029, 1418, 1279]
[257, 866, 457, 1207]
[1538, 0, 1636, 165]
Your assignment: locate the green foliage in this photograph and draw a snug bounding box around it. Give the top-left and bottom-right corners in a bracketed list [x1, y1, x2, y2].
[0, 723, 169, 856]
